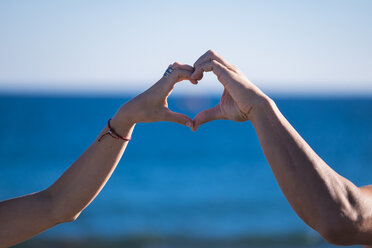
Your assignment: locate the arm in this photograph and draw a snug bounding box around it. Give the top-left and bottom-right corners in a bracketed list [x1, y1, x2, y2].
[191, 50, 372, 246]
[0, 118, 134, 247]
[0, 62, 195, 247]
[250, 99, 372, 245]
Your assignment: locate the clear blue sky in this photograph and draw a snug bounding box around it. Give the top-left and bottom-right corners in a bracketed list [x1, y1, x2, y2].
[0, 0, 371, 95]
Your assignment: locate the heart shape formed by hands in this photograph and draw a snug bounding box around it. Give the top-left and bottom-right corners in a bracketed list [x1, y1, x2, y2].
[117, 50, 268, 133]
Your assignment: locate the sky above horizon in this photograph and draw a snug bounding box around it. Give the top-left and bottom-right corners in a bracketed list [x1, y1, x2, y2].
[0, 0, 371, 95]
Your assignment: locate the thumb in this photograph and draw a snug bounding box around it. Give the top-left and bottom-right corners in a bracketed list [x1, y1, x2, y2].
[162, 109, 193, 128]
[192, 105, 223, 131]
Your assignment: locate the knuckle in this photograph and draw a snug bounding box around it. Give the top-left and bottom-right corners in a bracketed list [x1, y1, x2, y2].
[167, 67, 178, 75]
[172, 69, 182, 79]
[172, 61, 180, 67]
[207, 49, 215, 55]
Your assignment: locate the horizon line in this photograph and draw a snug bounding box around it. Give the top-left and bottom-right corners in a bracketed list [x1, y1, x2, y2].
[1, 90, 372, 99]
[1, 80, 372, 97]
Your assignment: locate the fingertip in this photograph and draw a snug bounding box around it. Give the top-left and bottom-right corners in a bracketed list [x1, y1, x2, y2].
[191, 120, 198, 131]
[191, 71, 203, 80]
[190, 123, 196, 131]
[186, 120, 193, 128]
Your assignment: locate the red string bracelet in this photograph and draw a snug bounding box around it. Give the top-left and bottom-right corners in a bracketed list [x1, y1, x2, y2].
[98, 118, 131, 142]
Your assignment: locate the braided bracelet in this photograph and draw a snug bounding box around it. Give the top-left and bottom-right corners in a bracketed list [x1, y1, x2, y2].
[98, 119, 131, 142]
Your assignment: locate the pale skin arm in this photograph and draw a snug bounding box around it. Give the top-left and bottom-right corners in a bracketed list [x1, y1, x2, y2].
[0, 62, 195, 248]
[191, 50, 372, 246]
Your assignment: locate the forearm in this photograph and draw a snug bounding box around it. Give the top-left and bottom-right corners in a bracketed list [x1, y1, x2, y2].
[250, 98, 369, 244]
[191, 50, 372, 244]
[0, 62, 194, 247]
[45, 113, 134, 221]
[0, 111, 134, 247]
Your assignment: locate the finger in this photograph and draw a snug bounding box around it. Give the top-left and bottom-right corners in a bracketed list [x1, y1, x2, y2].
[171, 62, 198, 84]
[173, 62, 198, 84]
[192, 105, 224, 131]
[162, 109, 193, 128]
[172, 62, 194, 72]
[162, 67, 196, 89]
[173, 68, 195, 84]
[193, 50, 232, 71]
[191, 60, 229, 86]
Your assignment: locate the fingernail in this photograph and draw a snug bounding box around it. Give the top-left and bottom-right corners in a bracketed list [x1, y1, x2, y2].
[186, 121, 192, 127]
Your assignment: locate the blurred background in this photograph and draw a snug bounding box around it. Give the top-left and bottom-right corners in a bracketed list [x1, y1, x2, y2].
[0, 1, 371, 247]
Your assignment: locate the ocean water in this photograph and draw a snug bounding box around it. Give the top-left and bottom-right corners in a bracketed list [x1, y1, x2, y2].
[1, 95, 371, 248]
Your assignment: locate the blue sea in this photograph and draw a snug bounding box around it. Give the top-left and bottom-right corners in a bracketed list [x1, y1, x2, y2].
[1, 95, 371, 248]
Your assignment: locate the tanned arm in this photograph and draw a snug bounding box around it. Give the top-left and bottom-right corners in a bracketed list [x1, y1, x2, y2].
[0, 62, 195, 247]
[191, 50, 372, 246]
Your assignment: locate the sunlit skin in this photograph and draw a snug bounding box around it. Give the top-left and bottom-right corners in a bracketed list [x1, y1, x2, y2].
[1, 50, 372, 248]
[0, 62, 195, 248]
[191, 50, 372, 247]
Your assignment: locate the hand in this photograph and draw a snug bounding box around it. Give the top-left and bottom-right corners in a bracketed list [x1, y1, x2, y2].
[113, 62, 197, 130]
[191, 50, 271, 131]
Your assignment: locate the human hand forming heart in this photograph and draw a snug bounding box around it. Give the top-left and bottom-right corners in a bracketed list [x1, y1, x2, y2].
[113, 50, 271, 134]
[113, 62, 197, 132]
[190, 50, 270, 131]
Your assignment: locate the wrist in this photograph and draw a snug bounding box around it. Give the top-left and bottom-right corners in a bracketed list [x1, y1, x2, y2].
[249, 95, 276, 123]
[116, 103, 137, 124]
[110, 108, 136, 137]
